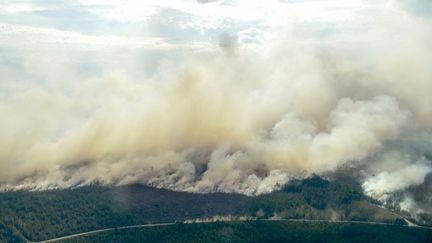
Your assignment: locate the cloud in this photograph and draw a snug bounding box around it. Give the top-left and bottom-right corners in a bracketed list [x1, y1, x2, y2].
[0, 23, 174, 48]
[237, 28, 267, 45]
[393, 0, 432, 18]
[197, 0, 222, 4]
[0, 2, 46, 14]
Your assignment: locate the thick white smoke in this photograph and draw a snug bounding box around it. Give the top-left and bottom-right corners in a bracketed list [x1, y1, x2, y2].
[363, 154, 432, 199]
[0, 45, 422, 194]
[0, 0, 432, 218]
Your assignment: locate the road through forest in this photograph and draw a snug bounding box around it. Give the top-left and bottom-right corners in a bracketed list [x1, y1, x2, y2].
[28, 217, 432, 243]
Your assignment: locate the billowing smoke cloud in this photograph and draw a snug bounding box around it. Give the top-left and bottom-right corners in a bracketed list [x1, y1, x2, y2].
[1, 0, 432, 218]
[0, 49, 412, 192]
[363, 154, 431, 198]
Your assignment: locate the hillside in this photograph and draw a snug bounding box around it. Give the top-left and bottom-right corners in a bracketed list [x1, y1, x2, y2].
[0, 176, 413, 242]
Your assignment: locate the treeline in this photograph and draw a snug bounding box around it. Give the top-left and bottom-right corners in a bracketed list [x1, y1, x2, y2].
[61, 221, 432, 243]
[0, 185, 251, 241]
[0, 176, 408, 241]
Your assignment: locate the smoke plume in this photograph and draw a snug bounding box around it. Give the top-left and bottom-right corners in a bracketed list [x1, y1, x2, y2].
[1, 0, 432, 218]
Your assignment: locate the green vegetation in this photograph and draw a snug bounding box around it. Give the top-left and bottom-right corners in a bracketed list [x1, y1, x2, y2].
[0, 185, 250, 241]
[0, 222, 26, 243]
[0, 176, 412, 242]
[61, 221, 432, 243]
[250, 176, 401, 224]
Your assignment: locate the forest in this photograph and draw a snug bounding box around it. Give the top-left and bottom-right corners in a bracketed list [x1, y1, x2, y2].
[61, 221, 432, 243]
[0, 176, 411, 242]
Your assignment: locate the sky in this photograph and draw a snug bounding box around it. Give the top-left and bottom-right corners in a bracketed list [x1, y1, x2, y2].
[1, 0, 432, 221]
[0, 0, 408, 77]
[0, 0, 430, 79]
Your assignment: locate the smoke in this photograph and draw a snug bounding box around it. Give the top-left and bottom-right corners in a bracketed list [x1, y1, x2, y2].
[1, 0, 432, 217]
[363, 156, 431, 198]
[0, 50, 411, 191]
